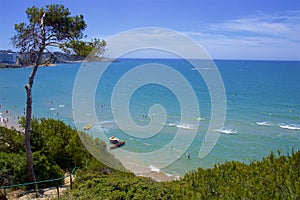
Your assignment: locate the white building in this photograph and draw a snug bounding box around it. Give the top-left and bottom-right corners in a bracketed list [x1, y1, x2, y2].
[0, 52, 17, 64]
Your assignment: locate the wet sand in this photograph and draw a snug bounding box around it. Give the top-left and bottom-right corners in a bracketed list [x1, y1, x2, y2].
[115, 157, 181, 182]
[135, 171, 180, 182]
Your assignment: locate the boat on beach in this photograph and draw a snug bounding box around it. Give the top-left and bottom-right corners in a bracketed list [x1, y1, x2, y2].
[109, 136, 120, 144]
[109, 136, 125, 149]
[110, 140, 125, 149]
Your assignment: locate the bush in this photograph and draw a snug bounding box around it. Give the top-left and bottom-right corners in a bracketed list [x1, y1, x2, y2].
[0, 126, 24, 153]
[0, 152, 27, 186]
[32, 151, 64, 188]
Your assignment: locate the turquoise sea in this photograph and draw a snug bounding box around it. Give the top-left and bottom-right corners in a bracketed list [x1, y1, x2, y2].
[1, 59, 300, 176]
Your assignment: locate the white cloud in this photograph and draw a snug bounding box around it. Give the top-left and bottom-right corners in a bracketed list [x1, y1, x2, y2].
[94, 11, 300, 60]
[102, 28, 211, 59]
[185, 10, 300, 60]
[211, 10, 300, 40]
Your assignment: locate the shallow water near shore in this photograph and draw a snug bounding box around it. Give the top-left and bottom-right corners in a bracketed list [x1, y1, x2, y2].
[1, 59, 300, 177]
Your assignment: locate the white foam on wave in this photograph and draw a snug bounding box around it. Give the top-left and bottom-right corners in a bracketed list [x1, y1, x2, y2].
[99, 120, 115, 124]
[191, 67, 210, 70]
[257, 121, 272, 126]
[196, 117, 205, 121]
[168, 123, 176, 127]
[149, 165, 160, 173]
[92, 125, 109, 133]
[143, 143, 152, 146]
[163, 122, 177, 127]
[164, 122, 195, 130]
[165, 172, 174, 177]
[216, 128, 238, 135]
[176, 123, 194, 130]
[279, 124, 300, 130]
[98, 120, 116, 129]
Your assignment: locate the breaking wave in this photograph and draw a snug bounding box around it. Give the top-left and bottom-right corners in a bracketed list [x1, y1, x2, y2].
[215, 128, 238, 135]
[256, 121, 272, 126]
[279, 124, 300, 130]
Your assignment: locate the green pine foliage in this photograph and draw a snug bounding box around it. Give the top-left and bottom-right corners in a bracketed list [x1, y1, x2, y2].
[62, 149, 300, 199]
[0, 127, 27, 185]
[0, 152, 27, 186]
[0, 126, 24, 153]
[61, 170, 174, 200]
[178, 150, 300, 199]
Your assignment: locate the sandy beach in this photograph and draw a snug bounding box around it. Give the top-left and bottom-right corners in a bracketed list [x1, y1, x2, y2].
[136, 171, 180, 182]
[0, 111, 22, 131]
[114, 156, 181, 182]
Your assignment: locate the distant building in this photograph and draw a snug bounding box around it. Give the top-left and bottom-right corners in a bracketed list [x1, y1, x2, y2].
[0, 52, 17, 64]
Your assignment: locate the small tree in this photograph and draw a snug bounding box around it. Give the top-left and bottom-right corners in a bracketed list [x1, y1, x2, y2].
[11, 4, 101, 182]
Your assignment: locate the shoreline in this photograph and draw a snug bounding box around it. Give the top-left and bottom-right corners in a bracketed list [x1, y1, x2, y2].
[0, 58, 118, 69]
[0, 112, 22, 131]
[114, 157, 181, 182]
[135, 171, 180, 182]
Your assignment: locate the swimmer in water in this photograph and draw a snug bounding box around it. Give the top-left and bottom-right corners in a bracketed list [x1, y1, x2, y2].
[187, 153, 191, 160]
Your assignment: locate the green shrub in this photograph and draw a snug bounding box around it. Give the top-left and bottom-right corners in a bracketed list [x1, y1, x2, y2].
[0, 126, 24, 153]
[62, 149, 300, 199]
[0, 152, 26, 185]
[32, 151, 64, 188]
[1, 118, 124, 189]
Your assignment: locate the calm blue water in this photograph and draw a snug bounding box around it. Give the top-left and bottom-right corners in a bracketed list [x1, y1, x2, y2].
[1, 59, 300, 176]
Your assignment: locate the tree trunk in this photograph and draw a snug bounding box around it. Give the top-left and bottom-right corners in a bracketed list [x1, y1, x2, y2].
[24, 50, 44, 182]
[24, 61, 40, 182]
[24, 13, 46, 182]
[24, 85, 36, 182]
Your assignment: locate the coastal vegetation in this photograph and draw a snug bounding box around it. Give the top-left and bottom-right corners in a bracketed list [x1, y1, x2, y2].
[62, 149, 300, 199]
[0, 118, 123, 188]
[11, 4, 106, 183]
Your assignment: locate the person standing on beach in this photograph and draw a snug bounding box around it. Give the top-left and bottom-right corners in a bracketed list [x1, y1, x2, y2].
[187, 153, 191, 160]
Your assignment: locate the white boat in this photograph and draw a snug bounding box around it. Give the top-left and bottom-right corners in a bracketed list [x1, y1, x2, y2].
[109, 136, 120, 144]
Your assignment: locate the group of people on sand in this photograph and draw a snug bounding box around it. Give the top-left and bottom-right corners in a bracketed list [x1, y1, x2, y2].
[0, 114, 9, 127]
[0, 105, 8, 125]
[0, 103, 21, 129]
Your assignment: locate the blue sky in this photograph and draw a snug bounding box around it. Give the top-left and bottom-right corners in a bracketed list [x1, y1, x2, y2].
[0, 0, 299, 60]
